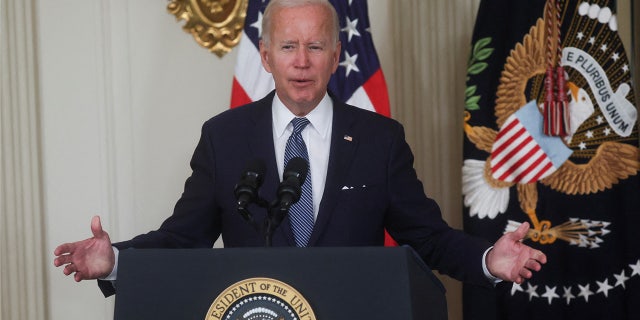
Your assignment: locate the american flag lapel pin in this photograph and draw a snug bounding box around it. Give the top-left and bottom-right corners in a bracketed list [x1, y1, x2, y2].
[343, 135, 353, 142]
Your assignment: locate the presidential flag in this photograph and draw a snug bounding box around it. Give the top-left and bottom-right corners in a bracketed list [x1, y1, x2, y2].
[230, 0, 395, 245]
[462, 0, 640, 319]
[230, 0, 390, 116]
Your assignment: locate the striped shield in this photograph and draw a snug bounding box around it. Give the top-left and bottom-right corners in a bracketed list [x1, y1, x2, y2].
[490, 100, 573, 183]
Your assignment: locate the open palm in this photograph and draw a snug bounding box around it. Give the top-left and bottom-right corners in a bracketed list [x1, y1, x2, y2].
[53, 216, 115, 282]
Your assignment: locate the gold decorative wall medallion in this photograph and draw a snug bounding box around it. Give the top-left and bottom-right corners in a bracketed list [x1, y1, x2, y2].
[167, 0, 248, 57]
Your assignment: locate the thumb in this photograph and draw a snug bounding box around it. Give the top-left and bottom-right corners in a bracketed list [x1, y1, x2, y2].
[90, 215, 104, 238]
[510, 221, 530, 241]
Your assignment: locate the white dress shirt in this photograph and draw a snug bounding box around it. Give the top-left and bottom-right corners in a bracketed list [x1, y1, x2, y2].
[271, 92, 333, 220]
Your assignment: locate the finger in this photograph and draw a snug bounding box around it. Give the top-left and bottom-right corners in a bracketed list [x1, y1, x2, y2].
[519, 267, 533, 279]
[534, 250, 547, 264]
[63, 263, 76, 276]
[90, 215, 103, 238]
[54, 254, 73, 267]
[524, 259, 542, 272]
[54, 243, 74, 256]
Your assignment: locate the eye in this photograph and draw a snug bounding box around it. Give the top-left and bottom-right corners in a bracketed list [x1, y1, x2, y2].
[281, 43, 296, 51]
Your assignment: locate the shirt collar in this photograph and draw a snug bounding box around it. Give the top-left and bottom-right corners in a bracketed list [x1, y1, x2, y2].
[272, 93, 333, 139]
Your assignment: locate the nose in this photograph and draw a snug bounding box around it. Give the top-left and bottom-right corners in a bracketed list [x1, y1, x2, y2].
[293, 48, 310, 68]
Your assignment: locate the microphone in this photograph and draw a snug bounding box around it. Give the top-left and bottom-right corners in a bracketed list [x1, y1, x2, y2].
[265, 157, 308, 247]
[234, 159, 266, 218]
[277, 157, 309, 209]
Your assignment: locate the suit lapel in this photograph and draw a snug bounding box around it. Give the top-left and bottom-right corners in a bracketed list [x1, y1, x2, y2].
[247, 92, 278, 188]
[308, 99, 359, 246]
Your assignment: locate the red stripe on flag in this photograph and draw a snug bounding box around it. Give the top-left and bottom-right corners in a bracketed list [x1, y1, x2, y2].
[500, 143, 541, 179]
[230, 77, 253, 109]
[492, 124, 525, 158]
[492, 130, 532, 171]
[528, 160, 554, 182]
[494, 118, 519, 141]
[362, 69, 390, 117]
[494, 135, 534, 178]
[384, 231, 397, 246]
[509, 148, 545, 182]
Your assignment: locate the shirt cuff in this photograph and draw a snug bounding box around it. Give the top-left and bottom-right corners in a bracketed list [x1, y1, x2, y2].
[482, 246, 502, 285]
[100, 246, 119, 281]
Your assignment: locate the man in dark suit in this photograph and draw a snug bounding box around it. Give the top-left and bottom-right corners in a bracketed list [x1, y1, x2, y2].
[54, 0, 546, 297]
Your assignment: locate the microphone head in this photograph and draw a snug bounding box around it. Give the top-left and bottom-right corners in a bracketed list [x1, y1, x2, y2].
[277, 157, 308, 206]
[242, 158, 266, 187]
[283, 157, 308, 185]
[234, 158, 266, 203]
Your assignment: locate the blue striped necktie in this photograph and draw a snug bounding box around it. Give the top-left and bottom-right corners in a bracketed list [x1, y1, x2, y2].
[284, 117, 314, 247]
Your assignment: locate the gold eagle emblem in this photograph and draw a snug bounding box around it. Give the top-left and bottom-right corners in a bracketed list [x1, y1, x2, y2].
[463, 2, 639, 246]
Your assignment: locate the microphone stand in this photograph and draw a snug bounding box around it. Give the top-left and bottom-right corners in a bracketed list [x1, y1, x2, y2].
[238, 198, 290, 247]
[237, 206, 261, 235]
[236, 156, 307, 247]
[263, 201, 291, 247]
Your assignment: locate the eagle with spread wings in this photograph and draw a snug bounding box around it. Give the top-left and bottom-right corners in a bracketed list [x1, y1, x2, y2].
[462, 3, 639, 248]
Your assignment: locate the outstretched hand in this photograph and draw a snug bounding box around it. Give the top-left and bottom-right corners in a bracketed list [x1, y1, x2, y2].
[53, 216, 115, 282]
[486, 222, 547, 283]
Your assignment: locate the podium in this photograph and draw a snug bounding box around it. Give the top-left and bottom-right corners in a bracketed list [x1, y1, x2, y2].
[114, 246, 447, 320]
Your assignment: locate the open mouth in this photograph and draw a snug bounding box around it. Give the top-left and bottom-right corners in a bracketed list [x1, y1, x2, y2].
[291, 78, 313, 87]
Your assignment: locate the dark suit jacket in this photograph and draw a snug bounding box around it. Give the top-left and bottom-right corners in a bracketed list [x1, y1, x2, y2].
[99, 91, 491, 296]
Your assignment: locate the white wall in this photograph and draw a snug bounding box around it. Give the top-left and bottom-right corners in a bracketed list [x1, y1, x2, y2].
[38, 1, 236, 318]
[38, 1, 394, 319]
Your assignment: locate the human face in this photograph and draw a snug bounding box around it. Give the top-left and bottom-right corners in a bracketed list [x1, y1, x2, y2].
[259, 4, 341, 116]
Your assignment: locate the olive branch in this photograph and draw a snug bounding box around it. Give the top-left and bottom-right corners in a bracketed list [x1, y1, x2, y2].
[465, 37, 494, 111]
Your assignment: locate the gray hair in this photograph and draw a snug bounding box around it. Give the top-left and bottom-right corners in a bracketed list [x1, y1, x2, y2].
[261, 0, 340, 46]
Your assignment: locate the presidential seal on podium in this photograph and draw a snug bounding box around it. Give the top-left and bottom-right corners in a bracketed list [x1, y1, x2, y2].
[205, 277, 317, 320]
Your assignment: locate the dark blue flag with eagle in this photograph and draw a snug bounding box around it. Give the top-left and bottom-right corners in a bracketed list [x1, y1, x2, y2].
[462, 0, 640, 319]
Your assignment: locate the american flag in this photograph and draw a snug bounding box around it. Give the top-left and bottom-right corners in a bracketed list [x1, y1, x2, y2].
[230, 0, 390, 117]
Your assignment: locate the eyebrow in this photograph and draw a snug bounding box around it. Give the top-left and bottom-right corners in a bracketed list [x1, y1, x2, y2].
[279, 40, 326, 45]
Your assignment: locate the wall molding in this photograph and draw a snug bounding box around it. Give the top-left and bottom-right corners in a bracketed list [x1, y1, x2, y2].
[0, 0, 48, 318]
[104, 0, 136, 242]
[93, 1, 137, 316]
[93, 0, 136, 242]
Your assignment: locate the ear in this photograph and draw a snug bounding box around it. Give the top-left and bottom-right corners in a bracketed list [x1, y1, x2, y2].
[259, 40, 273, 73]
[331, 41, 342, 73]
